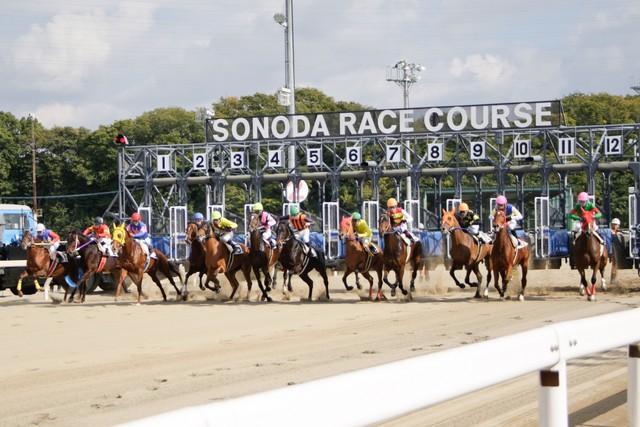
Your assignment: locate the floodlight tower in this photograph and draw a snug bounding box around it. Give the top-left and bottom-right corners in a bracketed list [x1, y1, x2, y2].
[386, 60, 425, 201]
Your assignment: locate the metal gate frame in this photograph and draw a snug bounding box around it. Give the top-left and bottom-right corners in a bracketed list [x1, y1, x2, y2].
[138, 206, 152, 234]
[630, 187, 637, 258]
[403, 200, 421, 230]
[322, 202, 340, 259]
[207, 204, 225, 221]
[169, 206, 188, 260]
[534, 196, 550, 258]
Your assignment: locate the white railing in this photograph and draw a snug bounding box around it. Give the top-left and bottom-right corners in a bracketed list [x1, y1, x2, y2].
[122, 308, 640, 427]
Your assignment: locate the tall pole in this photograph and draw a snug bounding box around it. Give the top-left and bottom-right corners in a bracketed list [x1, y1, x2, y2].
[286, 0, 296, 173]
[402, 70, 411, 201]
[30, 114, 37, 220]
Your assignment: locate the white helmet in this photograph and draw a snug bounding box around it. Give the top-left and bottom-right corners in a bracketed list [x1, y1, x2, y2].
[36, 223, 45, 233]
[611, 218, 621, 226]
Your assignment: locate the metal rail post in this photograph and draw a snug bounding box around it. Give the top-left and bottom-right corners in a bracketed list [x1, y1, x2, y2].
[538, 359, 568, 427]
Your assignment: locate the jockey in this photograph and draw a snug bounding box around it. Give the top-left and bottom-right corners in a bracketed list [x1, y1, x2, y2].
[610, 218, 621, 235]
[211, 211, 243, 255]
[489, 195, 523, 243]
[351, 212, 378, 254]
[126, 212, 156, 259]
[456, 203, 491, 244]
[286, 205, 317, 256]
[252, 202, 277, 249]
[35, 223, 61, 260]
[386, 198, 419, 243]
[83, 216, 116, 257]
[569, 192, 602, 239]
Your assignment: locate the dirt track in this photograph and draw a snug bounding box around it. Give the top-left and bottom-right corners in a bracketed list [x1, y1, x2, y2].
[1, 263, 639, 427]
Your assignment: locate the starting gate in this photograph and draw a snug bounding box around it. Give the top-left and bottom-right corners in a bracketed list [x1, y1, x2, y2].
[243, 203, 253, 244]
[138, 206, 152, 233]
[362, 200, 380, 245]
[282, 203, 299, 217]
[169, 206, 188, 260]
[322, 202, 340, 259]
[630, 187, 638, 258]
[404, 200, 421, 230]
[534, 196, 550, 258]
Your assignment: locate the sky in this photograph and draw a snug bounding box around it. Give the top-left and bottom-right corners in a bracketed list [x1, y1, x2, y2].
[1, 0, 638, 129]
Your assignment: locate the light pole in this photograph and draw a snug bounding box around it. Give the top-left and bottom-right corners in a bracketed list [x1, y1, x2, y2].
[274, 0, 296, 173]
[28, 113, 37, 220]
[386, 60, 425, 201]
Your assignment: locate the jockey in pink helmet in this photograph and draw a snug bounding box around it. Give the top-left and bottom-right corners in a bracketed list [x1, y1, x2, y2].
[490, 195, 523, 240]
[569, 192, 602, 238]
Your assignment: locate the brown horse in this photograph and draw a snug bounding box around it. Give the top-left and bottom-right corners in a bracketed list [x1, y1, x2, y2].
[66, 230, 122, 303]
[248, 214, 281, 301]
[202, 226, 268, 301]
[339, 216, 385, 300]
[378, 214, 424, 299]
[18, 231, 76, 300]
[113, 231, 185, 304]
[440, 208, 492, 298]
[185, 222, 210, 291]
[490, 210, 529, 300]
[573, 209, 608, 301]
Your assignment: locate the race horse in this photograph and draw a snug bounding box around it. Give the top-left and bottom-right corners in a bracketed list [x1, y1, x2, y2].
[573, 209, 608, 301]
[185, 222, 210, 292]
[338, 216, 385, 300]
[490, 210, 529, 300]
[440, 208, 492, 298]
[378, 214, 424, 299]
[112, 231, 186, 304]
[201, 225, 269, 302]
[18, 231, 77, 300]
[275, 220, 330, 301]
[66, 230, 122, 303]
[247, 214, 282, 301]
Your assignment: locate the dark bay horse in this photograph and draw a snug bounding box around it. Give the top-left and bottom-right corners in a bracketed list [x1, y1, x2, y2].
[18, 231, 76, 299]
[248, 214, 281, 301]
[573, 209, 608, 301]
[440, 208, 492, 298]
[185, 222, 210, 292]
[490, 211, 529, 300]
[112, 231, 185, 303]
[275, 221, 330, 301]
[66, 230, 122, 303]
[202, 226, 268, 301]
[339, 216, 384, 300]
[378, 214, 424, 299]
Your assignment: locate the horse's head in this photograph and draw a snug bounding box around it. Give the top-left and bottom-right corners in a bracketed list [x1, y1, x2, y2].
[112, 224, 126, 246]
[339, 216, 355, 240]
[580, 208, 596, 232]
[276, 219, 292, 243]
[185, 222, 199, 243]
[66, 230, 87, 254]
[440, 208, 460, 234]
[378, 214, 391, 234]
[492, 210, 507, 233]
[20, 230, 34, 250]
[248, 213, 262, 232]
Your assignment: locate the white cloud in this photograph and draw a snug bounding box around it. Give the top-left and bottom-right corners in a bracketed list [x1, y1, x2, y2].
[449, 54, 515, 86]
[35, 102, 127, 128]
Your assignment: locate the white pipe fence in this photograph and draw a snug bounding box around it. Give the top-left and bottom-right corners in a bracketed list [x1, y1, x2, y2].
[122, 308, 640, 427]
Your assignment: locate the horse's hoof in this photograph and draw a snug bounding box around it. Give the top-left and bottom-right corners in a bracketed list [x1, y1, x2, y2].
[579, 287, 585, 296]
[518, 294, 525, 302]
[473, 293, 481, 299]
[410, 284, 416, 292]
[356, 283, 362, 290]
[17, 291, 23, 298]
[401, 289, 408, 296]
[483, 289, 489, 298]
[456, 284, 465, 289]
[390, 289, 396, 297]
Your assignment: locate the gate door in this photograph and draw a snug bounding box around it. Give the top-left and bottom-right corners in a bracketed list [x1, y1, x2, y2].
[403, 200, 421, 230]
[138, 206, 152, 234]
[169, 206, 188, 260]
[534, 196, 550, 258]
[322, 202, 340, 259]
[243, 203, 254, 244]
[630, 187, 638, 258]
[207, 205, 225, 221]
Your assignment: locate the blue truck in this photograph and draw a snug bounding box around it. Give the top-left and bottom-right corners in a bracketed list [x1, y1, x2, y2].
[0, 204, 37, 295]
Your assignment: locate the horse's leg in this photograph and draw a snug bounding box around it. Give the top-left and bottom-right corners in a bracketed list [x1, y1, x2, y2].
[396, 266, 409, 297]
[16, 270, 29, 297]
[361, 270, 375, 300]
[578, 268, 588, 298]
[256, 265, 272, 302]
[600, 256, 608, 292]
[134, 273, 144, 304]
[589, 265, 598, 301]
[409, 256, 420, 292]
[375, 265, 385, 301]
[502, 265, 512, 298]
[299, 270, 315, 301]
[384, 270, 397, 297]
[471, 264, 483, 298]
[450, 264, 465, 289]
[355, 271, 362, 290]
[148, 271, 168, 302]
[241, 265, 253, 301]
[318, 265, 330, 300]
[115, 268, 128, 301]
[286, 269, 293, 292]
[519, 257, 528, 301]
[484, 254, 493, 298]
[341, 267, 354, 292]
[226, 272, 240, 301]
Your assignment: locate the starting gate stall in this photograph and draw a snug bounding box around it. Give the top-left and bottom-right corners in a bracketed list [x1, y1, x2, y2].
[630, 187, 638, 259]
[534, 196, 550, 258]
[322, 202, 340, 259]
[243, 203, 253, 244]
[169, 206, 188, 261]
[403, 200, 421, 231]
[137, 206, 152, 231]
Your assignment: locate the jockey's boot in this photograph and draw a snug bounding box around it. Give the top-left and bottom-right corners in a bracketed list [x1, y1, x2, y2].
[270, 238, 277, 249]
[405, 230, 420, 243]
[369, 244, 379, 255]
[149, 245, 157, 259]
[509, 229, 518, 247]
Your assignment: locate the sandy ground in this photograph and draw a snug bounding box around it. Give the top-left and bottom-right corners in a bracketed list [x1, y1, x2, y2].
[1, 263, 639, 427]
